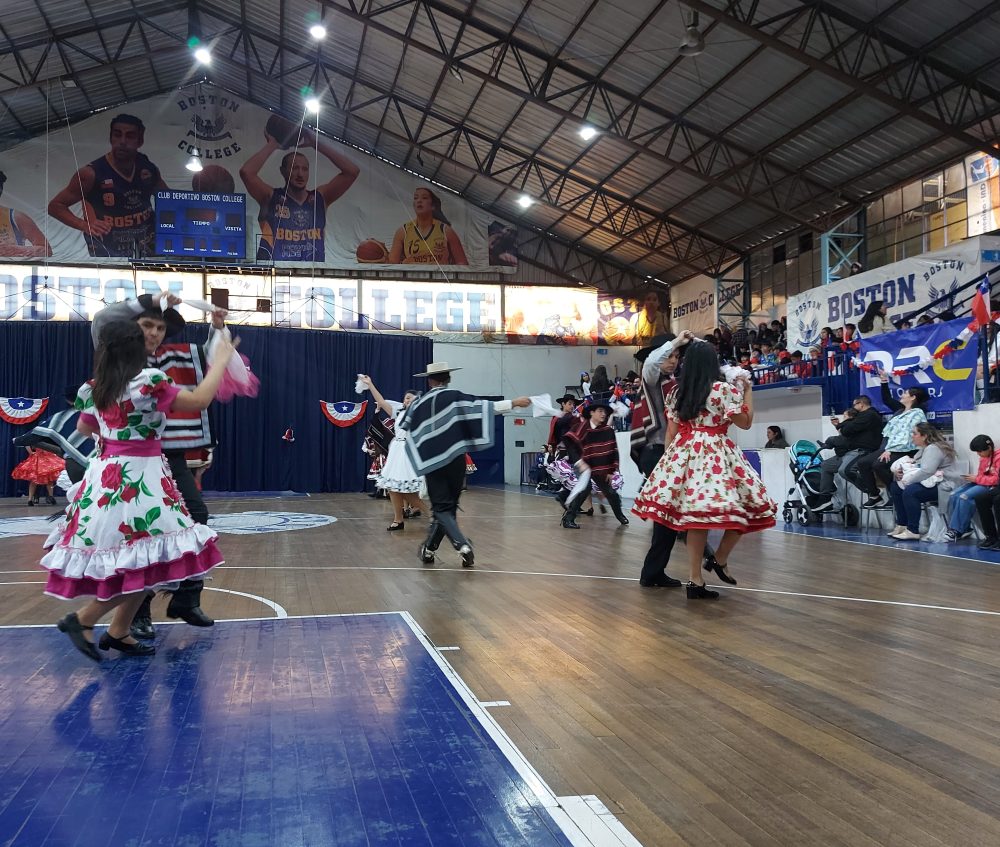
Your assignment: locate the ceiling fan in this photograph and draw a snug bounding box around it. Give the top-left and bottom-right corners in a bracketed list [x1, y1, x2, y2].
[678, 11, 705, 57]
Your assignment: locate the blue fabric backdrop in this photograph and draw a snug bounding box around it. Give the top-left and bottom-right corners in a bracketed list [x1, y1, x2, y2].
[0, 321, 432, 497]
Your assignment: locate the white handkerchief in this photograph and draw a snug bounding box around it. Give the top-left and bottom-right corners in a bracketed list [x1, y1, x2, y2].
[529, 393, 560, 417]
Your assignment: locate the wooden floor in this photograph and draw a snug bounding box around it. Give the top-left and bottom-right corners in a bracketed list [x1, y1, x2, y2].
[3, 487, 1000, 847]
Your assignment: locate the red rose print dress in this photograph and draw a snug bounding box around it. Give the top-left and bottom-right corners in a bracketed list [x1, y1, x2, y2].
[40, 368, 223, 600]
[632, 381, 776, 533]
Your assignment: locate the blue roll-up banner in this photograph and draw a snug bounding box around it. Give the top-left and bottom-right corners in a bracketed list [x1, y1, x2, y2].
[859, 318, 978, 419]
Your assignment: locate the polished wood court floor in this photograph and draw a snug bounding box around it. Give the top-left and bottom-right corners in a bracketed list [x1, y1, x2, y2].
[3, 487, 1000, 847]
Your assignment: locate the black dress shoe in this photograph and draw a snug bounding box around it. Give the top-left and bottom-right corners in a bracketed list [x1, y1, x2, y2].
[978, 537, 999, 550]
[387, 521, 404, 531]
[419, 544, 435, 564]
[582, 508, 594, 516]
[561, 518, 580, 529]
[704, 556, 737, 585]
[130, 616, 156, 640]
[639, 574, 682, 588]
[166, 603, 215, 627]
[98, 633, 155, 656]
[686, 582, 720, 600]
[459, 544, 475, 568]
[616, 515, 629, 526]
[45, 496, 57, 505]
[57, 613, 101, 663]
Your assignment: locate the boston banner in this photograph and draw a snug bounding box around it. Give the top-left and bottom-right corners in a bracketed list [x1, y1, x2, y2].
[858, 318, 978, 419]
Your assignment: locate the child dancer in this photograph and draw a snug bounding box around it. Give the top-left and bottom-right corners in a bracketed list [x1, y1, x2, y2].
[12, 445, 63, 505]
[42, 321, 236, 662]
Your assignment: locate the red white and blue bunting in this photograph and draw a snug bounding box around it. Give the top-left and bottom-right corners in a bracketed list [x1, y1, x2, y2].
[0, 397, 49, 425]
[320, 400, 368, 427]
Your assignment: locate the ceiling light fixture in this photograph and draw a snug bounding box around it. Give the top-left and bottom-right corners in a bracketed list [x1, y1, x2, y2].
[305, 97, 321, 113]
[678, 12, 705, 57]
[578, 125, 598, 141]
[194, 47, 212, 64]
[448, 64, 464, 83]
[185, 156, 203, 173]
[310, 23, 327, 40]
[517, 194, 534, 209]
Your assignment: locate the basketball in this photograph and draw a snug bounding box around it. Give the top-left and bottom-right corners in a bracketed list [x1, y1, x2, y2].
[356, 239, 389, 263]
[602, 316, 633, 344]
[265, 114, 302, 149]
[191, 165, 235, 194]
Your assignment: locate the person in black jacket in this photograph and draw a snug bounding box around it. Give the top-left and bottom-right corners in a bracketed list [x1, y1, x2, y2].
[812, 395, 884, 512]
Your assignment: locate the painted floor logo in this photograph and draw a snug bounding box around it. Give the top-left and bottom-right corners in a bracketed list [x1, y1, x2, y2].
[208, 511, 337, 534]
[0, 511, 336, 538]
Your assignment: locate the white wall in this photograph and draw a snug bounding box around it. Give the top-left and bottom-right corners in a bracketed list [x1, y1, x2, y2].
[434, 341, 642, 484]
[730, 385, 827, 451]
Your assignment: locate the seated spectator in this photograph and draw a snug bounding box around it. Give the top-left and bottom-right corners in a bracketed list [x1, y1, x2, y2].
[849, 376, 929, 508]
[813, 396, 885, 513]
[888, 423, 958, 540]
[764, 426, 789, 449]
[946, 434, 1000, 541]
[791, 350, 811, 378]
[917, 314, 934, 326]
[758, 342, 777, 367]
[896, 319, 912, 330]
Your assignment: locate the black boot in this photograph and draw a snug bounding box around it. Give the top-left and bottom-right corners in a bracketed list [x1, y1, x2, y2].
[130, 593, 156, 640]
[166, 580, 214, 627]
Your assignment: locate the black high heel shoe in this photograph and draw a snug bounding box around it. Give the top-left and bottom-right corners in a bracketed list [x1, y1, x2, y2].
[57, 613, 101, 662]
[704, 556, 737, 585]
[98, 633, 155, 656]
[387, 521, 404, 532]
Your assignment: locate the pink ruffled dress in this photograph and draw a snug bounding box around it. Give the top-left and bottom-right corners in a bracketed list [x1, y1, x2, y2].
[40, 368, 223, 600]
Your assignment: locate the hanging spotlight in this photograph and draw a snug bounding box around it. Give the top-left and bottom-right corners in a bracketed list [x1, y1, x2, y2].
[186, 157, 204, 173]
[310, 23, 327, 39]
[305, 97, 321, 113]
[194, 47, 212, 65]
[448, 64, 464, 83]
[517, 194, 534, 209]
[578, 125, 598, 141]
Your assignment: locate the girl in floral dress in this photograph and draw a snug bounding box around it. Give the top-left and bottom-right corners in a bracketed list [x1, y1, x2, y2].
[42, 321, 236, 662]
[633, 341, 775, 599]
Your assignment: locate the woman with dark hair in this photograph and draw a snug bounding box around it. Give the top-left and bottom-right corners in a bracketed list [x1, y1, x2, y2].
[887, 423, 957, 540]
[764, 426, 788, 449]
[946, 434, 1000, 541]
[388, 186, 469, 265]
[857, 301, 889, 337]
[42, 320, 235, 663]
[589, 365, 611, 394]
[632, 341, 776, 599]
[360, 375, 427, 530]
[849, 374, 928, 507]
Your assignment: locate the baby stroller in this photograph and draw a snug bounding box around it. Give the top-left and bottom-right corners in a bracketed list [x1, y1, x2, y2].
[781, 439, 826, 526]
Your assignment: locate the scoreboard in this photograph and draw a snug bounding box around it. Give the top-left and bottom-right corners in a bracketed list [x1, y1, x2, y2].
[155, 190, 247, 259]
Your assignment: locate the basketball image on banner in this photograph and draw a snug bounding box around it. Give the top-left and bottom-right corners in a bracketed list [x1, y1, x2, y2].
[0, 84, 516, 271]
[321, 400, 368, 427]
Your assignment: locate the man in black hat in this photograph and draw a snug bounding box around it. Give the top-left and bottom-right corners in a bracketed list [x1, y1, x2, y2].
[547, 394, 580, 507]
[631, 330, 718, 587]
[560, 393, 629, 529]
[92, 291, 226, 635]
[401, 362, 530, 567]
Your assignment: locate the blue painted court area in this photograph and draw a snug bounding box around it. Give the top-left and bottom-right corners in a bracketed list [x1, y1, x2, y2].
[0, 614, 579, 847]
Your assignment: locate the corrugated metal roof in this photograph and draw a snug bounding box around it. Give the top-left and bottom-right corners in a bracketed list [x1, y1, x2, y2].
[1, 0, 999, 283]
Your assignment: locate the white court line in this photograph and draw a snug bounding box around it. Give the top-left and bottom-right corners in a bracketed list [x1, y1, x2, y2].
[436, 646, 461, 651]
[203, 586, 287, 618]
[398, 611, 637, 847]
[478, 700, 511, 707]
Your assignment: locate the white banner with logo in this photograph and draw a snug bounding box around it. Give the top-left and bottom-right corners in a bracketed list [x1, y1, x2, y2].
[786, 236, 1000, 351]
[669, 275, 718, 336]
[0, 85, 515, 271]
[966, 153, 1000, 237]
[360, 280, 500, 334]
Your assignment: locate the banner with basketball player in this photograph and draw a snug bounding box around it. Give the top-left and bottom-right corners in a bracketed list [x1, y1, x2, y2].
[504, 286, 598, 344]
[0, 84, 517, 272]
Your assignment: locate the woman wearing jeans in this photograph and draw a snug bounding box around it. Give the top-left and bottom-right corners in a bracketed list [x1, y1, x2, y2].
[888, 423, 957, 541]
[851, 375, 928, 507]
[946, 434, 999, 541]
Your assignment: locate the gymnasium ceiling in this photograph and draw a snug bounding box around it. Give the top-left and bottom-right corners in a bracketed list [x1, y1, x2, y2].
[2, 0, 1000, 285]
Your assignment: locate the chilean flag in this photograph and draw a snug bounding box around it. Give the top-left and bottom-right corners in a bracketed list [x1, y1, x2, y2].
[320, 400, 368, 427]
[971, 274, 992, 330]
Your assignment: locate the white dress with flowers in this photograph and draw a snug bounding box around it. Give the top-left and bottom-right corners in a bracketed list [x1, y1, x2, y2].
[40, 368, 223, 601]
[632, 381, 776, 533]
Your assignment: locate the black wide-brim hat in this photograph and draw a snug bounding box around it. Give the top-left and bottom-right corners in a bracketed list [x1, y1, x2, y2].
[136, 293, 186, 338]
[582, 390, 615, 417]
[634, 332, 676, 363]
[555, 394, 577, 405]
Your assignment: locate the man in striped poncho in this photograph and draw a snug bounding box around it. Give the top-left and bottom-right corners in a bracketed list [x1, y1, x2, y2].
[402, 362, 530, 567]
[560, 392, 630, 529]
